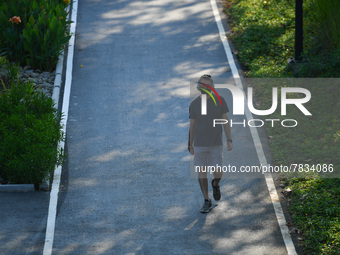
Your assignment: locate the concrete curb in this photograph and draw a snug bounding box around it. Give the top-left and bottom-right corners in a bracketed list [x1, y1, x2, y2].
[0, 184, 36, 192]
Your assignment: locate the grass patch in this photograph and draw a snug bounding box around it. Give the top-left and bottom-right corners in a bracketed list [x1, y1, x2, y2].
[289, 178, 340, 254]
[225, 0, 340, 254]
[250, 78, 340, 172]
[226, 0, 296, 77]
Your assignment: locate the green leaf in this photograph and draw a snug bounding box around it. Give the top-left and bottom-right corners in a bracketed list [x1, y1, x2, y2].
[29, 15, 35, 26]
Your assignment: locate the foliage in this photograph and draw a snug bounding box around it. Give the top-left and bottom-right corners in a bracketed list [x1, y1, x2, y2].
[225, 0, 296, 77]
[0, 56, 21, 90]
[288, 178, 340, 254]
[307, 0, 340, 51]
[225, 0, 340, 78]
[0, 0, 71, 71]
[225, 1, 340, 254]
[0, 60, 64, 186]
[299, 0, 340, 77]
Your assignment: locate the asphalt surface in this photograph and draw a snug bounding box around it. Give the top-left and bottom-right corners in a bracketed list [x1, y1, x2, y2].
[0, 192, 49, 255]
[1, 0, 290, 254]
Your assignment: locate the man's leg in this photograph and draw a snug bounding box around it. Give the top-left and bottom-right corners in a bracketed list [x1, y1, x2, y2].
[198, 166, 213, 213]
[209, 145, 223, 200]
[194, 147, 213, 213]
[212, 173, 222, 186]
[198, 170, 209, 200]
[212, 172, 222, 201]
[194, 148, 210, 201]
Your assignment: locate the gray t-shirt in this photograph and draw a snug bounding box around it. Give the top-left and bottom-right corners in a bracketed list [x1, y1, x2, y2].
[189, 95, 229, 147]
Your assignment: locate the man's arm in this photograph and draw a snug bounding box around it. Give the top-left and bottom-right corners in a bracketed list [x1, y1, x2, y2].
[222, 113, 232, 151]
[189, 118, 195, 155]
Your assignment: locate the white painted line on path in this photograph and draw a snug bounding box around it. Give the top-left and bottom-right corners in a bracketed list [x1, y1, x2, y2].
[209, 0, 297, 254]
[43, 1, 79, 254]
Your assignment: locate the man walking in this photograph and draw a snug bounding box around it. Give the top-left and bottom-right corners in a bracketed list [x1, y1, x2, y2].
[188, 75, 232, 213]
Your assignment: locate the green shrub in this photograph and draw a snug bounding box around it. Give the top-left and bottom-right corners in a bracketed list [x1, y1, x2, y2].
[0, 56, 21, 90]
[298, 0, 340, 77]
[308, 0, 340, 51]
[0, 62, 64, 186]
[0, 0, 71, 71]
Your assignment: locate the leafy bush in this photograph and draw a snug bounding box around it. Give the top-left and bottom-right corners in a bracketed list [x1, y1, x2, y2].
[298, 0, 340, 77]
[0, 61, 64, 186]
[0, 0, 71, 71]
[307, 0, 340, 51]
[0, 56, 21, 90]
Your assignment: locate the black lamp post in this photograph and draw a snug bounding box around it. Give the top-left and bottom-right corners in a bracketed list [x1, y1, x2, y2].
[295, 0, 303, 61]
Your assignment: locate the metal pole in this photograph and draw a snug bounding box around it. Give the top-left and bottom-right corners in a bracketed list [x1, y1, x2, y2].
[295, 0, 303, 61]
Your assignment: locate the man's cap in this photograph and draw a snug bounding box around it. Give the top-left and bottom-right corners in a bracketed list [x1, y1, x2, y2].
[197, 74, 214, 92]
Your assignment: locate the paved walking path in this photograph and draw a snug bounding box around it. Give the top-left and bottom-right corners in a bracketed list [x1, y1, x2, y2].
[0, 0, 291, 254]
[51, 0, 289, 254]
